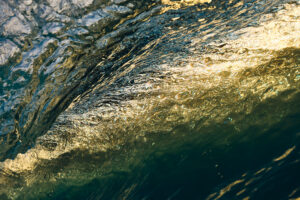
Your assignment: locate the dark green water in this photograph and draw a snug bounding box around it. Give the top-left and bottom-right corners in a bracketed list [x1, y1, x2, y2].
[49, 120, 300, 200]
[0, 0, 300, 199]
[27, 93, 300, 200]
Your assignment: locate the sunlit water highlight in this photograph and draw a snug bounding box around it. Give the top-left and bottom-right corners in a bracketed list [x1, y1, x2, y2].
[0, 0, 300, 199]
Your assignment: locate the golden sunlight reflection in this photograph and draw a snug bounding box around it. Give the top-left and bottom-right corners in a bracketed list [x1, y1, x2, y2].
[0, 0, 299, 176]
[0, 1, 299, 199]
[273, 146, 296, 162]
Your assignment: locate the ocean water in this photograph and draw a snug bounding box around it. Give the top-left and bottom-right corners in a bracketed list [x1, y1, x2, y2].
[0, 0, 299, 199]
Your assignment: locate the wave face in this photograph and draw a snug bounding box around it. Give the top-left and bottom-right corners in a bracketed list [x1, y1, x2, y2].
[0, 0, 300, 199]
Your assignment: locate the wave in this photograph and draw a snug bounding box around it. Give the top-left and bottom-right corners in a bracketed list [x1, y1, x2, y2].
[0, 0, 300, 199]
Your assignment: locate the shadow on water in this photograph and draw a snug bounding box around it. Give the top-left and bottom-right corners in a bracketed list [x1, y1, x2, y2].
[43, 111, 300, 200]
[0, 0, 300, 199]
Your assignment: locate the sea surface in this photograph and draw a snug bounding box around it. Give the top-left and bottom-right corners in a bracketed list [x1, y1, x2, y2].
[0, 0, 300, 199]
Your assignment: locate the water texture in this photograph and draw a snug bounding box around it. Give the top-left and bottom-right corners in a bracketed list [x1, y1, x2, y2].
[0, 0, 300, 199]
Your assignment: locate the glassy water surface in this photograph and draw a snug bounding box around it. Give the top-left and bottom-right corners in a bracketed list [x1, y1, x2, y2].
[0, 0, 299, 199]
